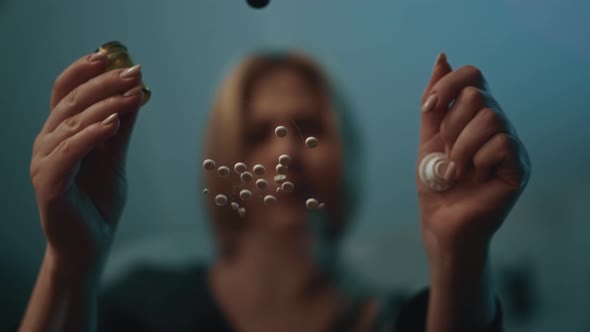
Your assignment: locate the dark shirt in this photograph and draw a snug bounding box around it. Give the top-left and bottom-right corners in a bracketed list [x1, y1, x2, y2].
[98, 263, 502, 332]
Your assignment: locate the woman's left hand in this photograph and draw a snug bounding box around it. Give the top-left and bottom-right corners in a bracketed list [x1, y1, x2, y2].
[417, 53, 531, 263]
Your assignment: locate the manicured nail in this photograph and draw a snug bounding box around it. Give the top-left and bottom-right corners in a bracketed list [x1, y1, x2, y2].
[102, 113, 119, 126]
[422, 94, 438, 113]
[444, 161, 456, 182]
[120, 64, 141, 78]
[435, 52, 446, 67]
[123, 85, 144, 97]
[88, 50, 107, 63]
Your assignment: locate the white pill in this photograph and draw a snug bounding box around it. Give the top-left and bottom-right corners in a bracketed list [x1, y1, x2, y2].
[203, 159, 216, 171]
[240, 171, 253, 183]
[281, 181, 294, 192]
[234, 162, 247, 174]
[217, 166, 230, 177]
[231, 202, 239, 210]
[239, 189, 252, 200]
[238, 207, 246, 217]
[276, 187, 283, 193]
[264, 195, 277, 206]
[305, 198, 319, 209]
[318, 203, 325, 209]
[274, 174, 287, 183]
[203, 188, 208, 195]
[305, 136, 318, 148]
[253, 164, 265, 175]
[256, 178, 268, 190]
[215, 194, 228, 206]
[275, 126, 288, 137]
[278, 154, 291, 166]
[275, 164, 288, 175]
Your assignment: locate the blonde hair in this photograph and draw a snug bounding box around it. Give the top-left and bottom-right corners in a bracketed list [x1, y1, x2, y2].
[203, 51, 353, 256]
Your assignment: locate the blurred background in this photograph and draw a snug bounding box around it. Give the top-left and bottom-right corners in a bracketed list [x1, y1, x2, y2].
[1, 0, 589, 331]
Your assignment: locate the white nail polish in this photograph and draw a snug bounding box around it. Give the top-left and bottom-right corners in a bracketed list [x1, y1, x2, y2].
[421, 94, 438, 113]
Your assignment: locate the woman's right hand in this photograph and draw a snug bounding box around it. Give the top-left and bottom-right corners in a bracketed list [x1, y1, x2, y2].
[30, 50, 144, 274]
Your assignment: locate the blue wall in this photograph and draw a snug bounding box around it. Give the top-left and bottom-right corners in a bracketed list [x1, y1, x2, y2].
[1, 0, 589, 330]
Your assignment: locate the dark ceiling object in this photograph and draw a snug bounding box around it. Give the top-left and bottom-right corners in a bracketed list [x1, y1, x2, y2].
[247, 0, 270, 9]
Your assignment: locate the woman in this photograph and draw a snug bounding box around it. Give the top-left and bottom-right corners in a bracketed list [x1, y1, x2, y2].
[20, 49, 530, 332]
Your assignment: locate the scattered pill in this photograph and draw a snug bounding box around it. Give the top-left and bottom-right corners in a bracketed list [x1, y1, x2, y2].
[306, 198, 319, 209]
[253, 164, 266, 175]
[278, 154, 291, 166]
[246, 0, 270, 9]
[276, 187, 283, 193]
[234, 162, 247, 174]
[276, 164, 288, 175]
[238, 207, 246, 217]
[215, 194, 228, 206]
[240, 171, 253, 183]
[305, 137, 318, 148]
[203, 188, 208, 195]
[240, 189, 252, 200]
[264, 195, 277, 206]
[256, 178, 268, 190]
[203, 159, 216, 171]
[275, 126, 288, 137]
[231, 202, 239, 210]
[274, 174, 287, 183]
[217, 166, 230, 177]
[318, 203, 325, 209]
[281, 181, 294, 192]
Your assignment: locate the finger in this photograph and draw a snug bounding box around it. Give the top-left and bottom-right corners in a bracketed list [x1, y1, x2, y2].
[50, 50, 109, 110]
[38, 86, 143, 157]
[439, 87, 496, 153]
[46, 114, 121, 182]
[449, 108, 514, 179]
[423, 65, 489, 118]
[472, 133, 528, 189]
[44, 65, 142, 133]
[420, 53, 453, 144]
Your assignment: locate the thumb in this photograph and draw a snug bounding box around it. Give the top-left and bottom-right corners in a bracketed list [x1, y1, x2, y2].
[419, 53, 452, 145]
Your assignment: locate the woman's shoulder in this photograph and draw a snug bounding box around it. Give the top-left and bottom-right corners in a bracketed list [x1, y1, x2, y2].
[98, 261, 217, 331]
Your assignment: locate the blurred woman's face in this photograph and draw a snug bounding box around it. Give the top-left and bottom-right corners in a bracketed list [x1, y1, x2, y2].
[242, 66, 342, 232]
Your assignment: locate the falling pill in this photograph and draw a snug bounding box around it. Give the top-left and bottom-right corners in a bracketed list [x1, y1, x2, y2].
[276, 164, 288, 175]
[215, 194, 228, 206]
[238, 207, 246, 217]
[274, 174, 287, 183]
[253, 164, 265, 175]
[318, 203, 325, 209]
[306, 198, 319, 209]
[231, 202, 239, 210]
[276, 187, 283, 193]
[217, 166, 230, 177]
[256, 178, 268, 190]
[240, 171, 253, 183]
[234, 162, 247, 174]
[305, 137, 318, 148]
[240, 189, 252, 200]
[203, 188, 209, 195]
[281, 181, 294, 192]
[264, 195, 277, 206]
[275, 126, 288, 137]
[278, 154, 291, 166]
[203, 159, 216, 171]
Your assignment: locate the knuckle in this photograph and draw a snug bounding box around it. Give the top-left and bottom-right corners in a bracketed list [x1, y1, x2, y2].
[57, 139, 71, 155]
[63, 115, 82, 132]
[462, 86, 482, 104]
[479, 107, 501, 126]
[65, 86, 79, 106]
[463, 65, 484, 82]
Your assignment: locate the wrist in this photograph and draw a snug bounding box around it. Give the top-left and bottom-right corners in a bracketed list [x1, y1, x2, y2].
[43, 246, 103, 288]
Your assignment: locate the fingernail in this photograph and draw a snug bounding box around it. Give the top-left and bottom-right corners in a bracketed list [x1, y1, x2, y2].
[421, 94, 438, 113]
[444, 161, 456, 182]
[120, 64, 141, 78]
[102, 113, 119, 126]
[88, 50, 107, 63]
[123, 85, 144, 97]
